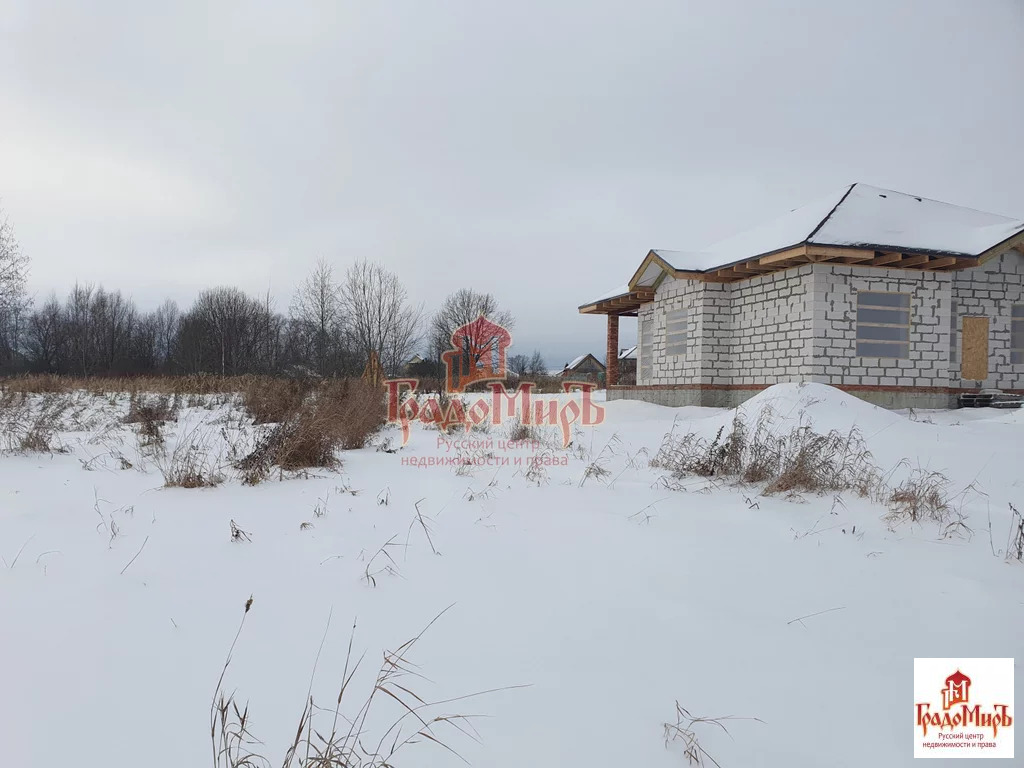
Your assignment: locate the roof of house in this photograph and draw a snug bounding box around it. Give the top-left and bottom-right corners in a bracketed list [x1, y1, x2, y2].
[618, 346, 637, 360]
[563, 353, 605, 371]
[654, 183, 1024, 273]
[587, 284, 632, 303]
[566, 354, 587, 369]
[581, 183, 1024, 307]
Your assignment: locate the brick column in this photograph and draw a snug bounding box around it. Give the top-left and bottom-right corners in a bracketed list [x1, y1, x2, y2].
[606, 313, 619, 387]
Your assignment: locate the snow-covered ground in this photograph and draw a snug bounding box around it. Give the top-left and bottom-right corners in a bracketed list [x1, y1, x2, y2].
[1, 383, 1021, 767]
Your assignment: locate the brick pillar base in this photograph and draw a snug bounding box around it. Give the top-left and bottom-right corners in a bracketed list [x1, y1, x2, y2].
[606, 314, 619, 387]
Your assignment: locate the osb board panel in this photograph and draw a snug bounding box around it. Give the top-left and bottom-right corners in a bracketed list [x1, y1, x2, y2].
[961, 316, 989, 381]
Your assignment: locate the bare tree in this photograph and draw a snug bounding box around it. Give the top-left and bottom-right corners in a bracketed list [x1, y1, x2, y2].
[508, 354, 529, 378]
[429, 288, 515, 366]
[291, 258, 343, 375]
[506, 350, 547, 380]
[151, 299, 180, 371]
[527, 350, 547, 377]
[188, 287, 260, 375]
[0, 207, 28, 315]
[254, 289, 286, 374]
[25, 294, 66, 372]
[65, 283, 96, 375]
[340, 260, 422, 377]
[0, 207, 30, 371]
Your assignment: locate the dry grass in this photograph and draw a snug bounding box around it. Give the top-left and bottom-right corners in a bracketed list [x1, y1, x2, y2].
[663, 700, 764, 767]
[158, 424, 225, 488]
[210, 600, 516, 768]
[241, 378, 310, 424]
[1, 373, 249, 396]
[652, 409, 880, 499]
[237, 379, 386, 484]
[124, 393, 178, 446]
[417, 389, 461, 435]
[651, 409, 975, 531]
[505, 418, 552, 446]
[0, 374, 384, 485]
[886, 468, 951, 524]
[1007, 503, 1023, 563]
[0, 391, 72, 453]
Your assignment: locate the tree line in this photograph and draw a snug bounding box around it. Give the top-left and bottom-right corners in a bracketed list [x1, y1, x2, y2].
[0, 209, 549, 379]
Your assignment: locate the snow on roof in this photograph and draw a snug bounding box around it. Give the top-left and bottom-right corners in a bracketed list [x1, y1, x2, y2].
[583, 283, 630, 305]
[618, 346, 637, 359]
[809, 184, 1024, 256]
[566, 354, 589, 369]
[653, 185, 849, 272]
[653, 183, 1024, 273]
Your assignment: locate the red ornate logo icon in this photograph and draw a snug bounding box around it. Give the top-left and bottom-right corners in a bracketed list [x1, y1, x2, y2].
[942, 670, 971, 710]
[441, 314, 513, 393]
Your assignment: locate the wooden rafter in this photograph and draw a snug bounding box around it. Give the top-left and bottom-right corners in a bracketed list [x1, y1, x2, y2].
[627, 250, 675, 291]
[578, 286, 656, 315]
[898, 254, 931, 267]
[758, 245, 808, 266]
[806, 246, 875, 262]
[871, 252, 905, 266]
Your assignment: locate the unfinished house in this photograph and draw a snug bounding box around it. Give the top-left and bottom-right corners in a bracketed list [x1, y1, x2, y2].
[580, 184, 1024, 409]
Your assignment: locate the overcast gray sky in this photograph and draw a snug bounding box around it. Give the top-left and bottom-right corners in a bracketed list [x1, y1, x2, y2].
[2, 0, 1023, 368]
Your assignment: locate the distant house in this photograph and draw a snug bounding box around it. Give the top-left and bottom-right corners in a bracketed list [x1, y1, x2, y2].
[579, 183, 1024, 409]
[403, 354, 443, 380]
[561, 353, 606, 385]
[617, 346, 637, 385]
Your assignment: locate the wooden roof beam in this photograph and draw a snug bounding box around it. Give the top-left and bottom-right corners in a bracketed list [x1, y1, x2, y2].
[806, 246, 876, 263]
[705, 271, 739, 283]
[758, 245, 807, 266]
[670, 270, 708, 282]
[896, 254, 931, 267]
[922, 257, 958, 270]
[729, 264, 761, 275]
[871, 252, 905, 266]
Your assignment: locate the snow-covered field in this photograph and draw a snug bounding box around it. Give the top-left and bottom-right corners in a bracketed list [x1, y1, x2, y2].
[1, 383, 1021, 767]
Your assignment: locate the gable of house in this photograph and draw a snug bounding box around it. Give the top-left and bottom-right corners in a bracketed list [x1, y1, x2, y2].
[563, 353, 605, 374]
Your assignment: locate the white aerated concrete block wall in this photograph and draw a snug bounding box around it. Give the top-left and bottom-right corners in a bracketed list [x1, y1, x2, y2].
[637, 266, 815, 387]
[949, 251, 1024, 390]
[644, 278, 705, 386]
[723, 265, 815, 386]
[810, 266, 951, 389]
[631, 250, 1024, 403]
